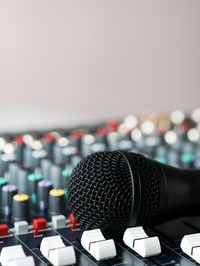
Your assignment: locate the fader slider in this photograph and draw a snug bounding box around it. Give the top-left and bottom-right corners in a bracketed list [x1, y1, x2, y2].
[181, 233, 200, 264]
[0, 245, 35, 266]
[123, 226, 161, 258]
[40, 235, 76, 266]
[81, 229, 116, 261]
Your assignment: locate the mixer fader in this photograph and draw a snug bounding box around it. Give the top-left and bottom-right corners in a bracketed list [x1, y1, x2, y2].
[0, 109, 200, 265]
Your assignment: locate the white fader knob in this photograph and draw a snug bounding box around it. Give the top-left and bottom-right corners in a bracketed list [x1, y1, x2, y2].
[40, 235, 76, 266]
[123, 226, 161, 258]
[81, 229, 117, 261]
[181, 233, 200, 263]
[0, 245, 35, 266]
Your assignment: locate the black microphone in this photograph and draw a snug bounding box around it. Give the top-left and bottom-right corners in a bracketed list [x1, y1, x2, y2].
[68, 151, 200, 238]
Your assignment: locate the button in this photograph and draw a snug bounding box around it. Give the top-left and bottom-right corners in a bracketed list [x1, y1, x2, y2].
[0, 245, 35, 266]
[123, 226, 161, 258]
[181, 233, 200, 263]
[12, 194, 30, 221]
[69, 213, 77, 224]
[81, 229, 116, 261]
[14, 221, 28, 235]
[69, 213, 78, 229]
[0, 224, 8, 237]
[40, 235, 76, 266]
[52, 215, 66, 229]
[33, 218, 47, 235]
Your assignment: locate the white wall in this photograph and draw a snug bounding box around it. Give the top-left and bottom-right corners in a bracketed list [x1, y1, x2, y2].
[0, 0, 200, 131]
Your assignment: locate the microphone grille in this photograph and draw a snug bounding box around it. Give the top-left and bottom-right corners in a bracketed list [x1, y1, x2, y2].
[68, 151, 160, 237]
[68, 151, 133, 236]
[129, 153, 160, 226]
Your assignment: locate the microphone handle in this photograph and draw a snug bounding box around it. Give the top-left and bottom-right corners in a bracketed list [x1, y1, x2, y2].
[156, 162, 200, 222]
[120, 151, 200, 228]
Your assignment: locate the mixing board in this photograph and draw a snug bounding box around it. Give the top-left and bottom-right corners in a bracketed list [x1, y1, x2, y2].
[0, 109, 200, 265]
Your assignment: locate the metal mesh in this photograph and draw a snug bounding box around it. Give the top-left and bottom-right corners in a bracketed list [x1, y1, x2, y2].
[68, 151, 133, 237]
[127, 153, 160, 226]
[68, 151, 160, 238]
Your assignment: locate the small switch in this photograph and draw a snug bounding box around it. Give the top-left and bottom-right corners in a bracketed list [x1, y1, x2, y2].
[69, 213, 77, 224]
[123, 226, 161, 258]
[0, 224, 8, 237]
[33, 218, 47, 234]
[70, 213, 78, 229]
[52, 215, 66, 229]
[14, 221, 28, 235]
[40, 235, 76, 266]
[81, 229, 116, 261]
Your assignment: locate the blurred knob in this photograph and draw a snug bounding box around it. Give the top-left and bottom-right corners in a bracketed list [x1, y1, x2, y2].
[37, 180, 53, 212]
[48, 189, 66, 216]
[1, 184, 18, 216]
[12, 194, 30, 221]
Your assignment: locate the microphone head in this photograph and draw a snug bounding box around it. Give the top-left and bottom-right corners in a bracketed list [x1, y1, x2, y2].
[68, 151, 160, 238]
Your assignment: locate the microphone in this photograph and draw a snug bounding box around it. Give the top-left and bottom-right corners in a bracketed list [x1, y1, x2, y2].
[68, 151, 200, 238]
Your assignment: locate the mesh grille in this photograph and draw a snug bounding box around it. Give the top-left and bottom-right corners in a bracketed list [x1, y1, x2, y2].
[68, 151, 133, 237]
[127, 153, 160, 226]
[68, 151, 160, 237]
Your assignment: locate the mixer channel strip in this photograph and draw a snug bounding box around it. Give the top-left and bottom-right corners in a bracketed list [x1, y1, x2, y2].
[0, 109, 200, 265]
[0, 219, 200, 265]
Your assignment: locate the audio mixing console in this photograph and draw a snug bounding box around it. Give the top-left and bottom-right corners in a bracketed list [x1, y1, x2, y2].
[0, 109, 200, 265]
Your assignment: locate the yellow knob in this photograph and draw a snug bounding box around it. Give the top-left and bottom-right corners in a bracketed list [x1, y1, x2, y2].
[13, 194, 29, 201]
[50, 189, 65, 197]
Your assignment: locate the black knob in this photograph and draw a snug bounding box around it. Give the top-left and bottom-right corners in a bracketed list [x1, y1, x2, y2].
[48, 189, 66, 216]
[12, 194, 30, 221]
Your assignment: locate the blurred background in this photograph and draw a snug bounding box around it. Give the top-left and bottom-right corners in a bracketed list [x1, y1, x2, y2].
[0, 0, 200, 132]
[1, 3, 200, 261]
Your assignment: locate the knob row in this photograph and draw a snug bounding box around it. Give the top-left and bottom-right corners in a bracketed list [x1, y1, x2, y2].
[0, 183, 67, 220]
